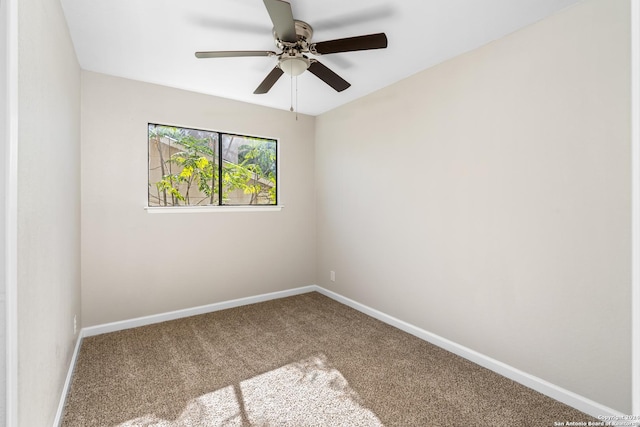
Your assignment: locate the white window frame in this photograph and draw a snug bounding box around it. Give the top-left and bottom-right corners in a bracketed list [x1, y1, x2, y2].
[145, 123, 283, 213]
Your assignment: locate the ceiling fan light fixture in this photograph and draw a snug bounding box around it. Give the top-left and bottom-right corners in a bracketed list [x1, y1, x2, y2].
[279, 56, 309, 76]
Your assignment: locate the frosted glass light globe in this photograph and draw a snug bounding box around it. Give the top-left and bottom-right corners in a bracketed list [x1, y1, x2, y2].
[280, 56, 309, 76]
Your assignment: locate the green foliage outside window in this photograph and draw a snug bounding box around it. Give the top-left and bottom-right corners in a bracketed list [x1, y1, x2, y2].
[148, 124, 277, 206]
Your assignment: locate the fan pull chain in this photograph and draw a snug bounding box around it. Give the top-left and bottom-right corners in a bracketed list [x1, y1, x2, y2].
[290, 74, 294, 113]
[289, 74, 298, 121]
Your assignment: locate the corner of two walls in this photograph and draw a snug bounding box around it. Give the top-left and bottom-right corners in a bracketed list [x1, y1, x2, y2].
[315, 0, 631, 414]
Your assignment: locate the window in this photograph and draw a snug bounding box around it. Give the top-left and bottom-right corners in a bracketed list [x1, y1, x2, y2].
[148, 124, 277, 207]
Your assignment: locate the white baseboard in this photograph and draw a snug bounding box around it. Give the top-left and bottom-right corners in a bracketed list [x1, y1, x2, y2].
[56, 284, 627, 425]
[53, 332, 84, 427]
[82, 285, 317, 337]
[313, 286, 627, 420]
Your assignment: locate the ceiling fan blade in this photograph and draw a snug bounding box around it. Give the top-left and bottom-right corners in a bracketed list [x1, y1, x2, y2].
[254, 66, 284, 94]
[310, 33, 388, 55]
[307, 60, 350, 92]
[195, 50, 276, 59]
[263, 0, 297, 43]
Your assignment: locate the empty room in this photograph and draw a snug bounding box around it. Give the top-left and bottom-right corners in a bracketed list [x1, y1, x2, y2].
[1, 0, 639, 425]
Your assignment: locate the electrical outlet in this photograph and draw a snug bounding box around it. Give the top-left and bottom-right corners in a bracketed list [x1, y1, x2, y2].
[330, 271, 336, 282]
[73, 315, 77, 335]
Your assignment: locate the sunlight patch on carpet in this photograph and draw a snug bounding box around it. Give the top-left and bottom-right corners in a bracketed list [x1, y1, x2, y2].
[117, 354, 384, 426]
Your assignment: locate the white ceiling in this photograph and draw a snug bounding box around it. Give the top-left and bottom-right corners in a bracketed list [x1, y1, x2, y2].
[60, 0, 582, 116]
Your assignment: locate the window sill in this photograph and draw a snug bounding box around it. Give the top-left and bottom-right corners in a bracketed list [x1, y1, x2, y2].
[145, 205, 284, 214]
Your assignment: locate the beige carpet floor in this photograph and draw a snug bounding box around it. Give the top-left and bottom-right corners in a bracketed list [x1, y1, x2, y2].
[61, 292, 596, 426]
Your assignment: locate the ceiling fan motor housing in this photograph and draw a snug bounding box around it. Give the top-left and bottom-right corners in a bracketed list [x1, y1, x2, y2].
[273, 20, 313, 50]
[274, 20, 313, 76]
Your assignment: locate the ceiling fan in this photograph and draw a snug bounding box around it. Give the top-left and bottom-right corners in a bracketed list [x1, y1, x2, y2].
[195, 0, 388, 94]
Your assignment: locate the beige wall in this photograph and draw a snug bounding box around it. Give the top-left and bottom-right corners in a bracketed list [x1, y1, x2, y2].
[316, 0, 631, 413]
[17, 0, 81, 425]
[80, 71, 316, 326]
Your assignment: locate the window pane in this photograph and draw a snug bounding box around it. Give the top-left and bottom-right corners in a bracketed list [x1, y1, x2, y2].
[148, 124, 218, 206]
[221, 134, 277, 205]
